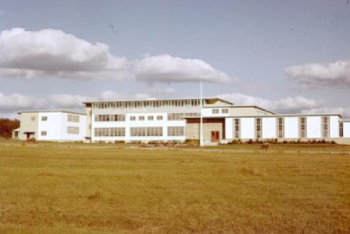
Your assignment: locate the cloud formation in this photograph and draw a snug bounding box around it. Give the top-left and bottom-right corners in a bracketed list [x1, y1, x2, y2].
[285, 60, 350, 88]
[134, 54, 232, 84]
[218, 93, 321, 113]
[0, 28, 131, 80]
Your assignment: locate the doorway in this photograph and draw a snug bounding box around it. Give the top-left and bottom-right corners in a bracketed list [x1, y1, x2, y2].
[211, 131, 220, 142]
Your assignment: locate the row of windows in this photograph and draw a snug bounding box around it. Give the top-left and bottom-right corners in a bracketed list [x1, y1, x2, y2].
[94, 128, 126, 137]
[92, 99, 202, 109]
[93, 127, 185, 137]
[168, 113, 199, 121]
[130, 115, 163, 121]
[212, 109, 229, 114]
[94, 113, 199, 122]
[95, 114, 126, 122]
[38, 114, 80, 123]
[41, 127, 80, 136]
[130, 127, 163, 137]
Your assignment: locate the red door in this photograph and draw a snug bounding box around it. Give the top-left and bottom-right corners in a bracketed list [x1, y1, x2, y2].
[211, 131, 220, 142]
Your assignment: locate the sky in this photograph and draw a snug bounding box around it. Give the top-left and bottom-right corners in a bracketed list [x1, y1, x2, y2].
[0, 0, 350, 118]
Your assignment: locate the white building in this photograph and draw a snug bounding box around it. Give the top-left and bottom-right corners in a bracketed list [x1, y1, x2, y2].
[15, 98, 350, 144]
[83, 98, 350, 144]
[17, 110, 86, 141]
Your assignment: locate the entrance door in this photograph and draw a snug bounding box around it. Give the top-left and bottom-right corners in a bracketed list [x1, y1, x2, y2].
[211, 131, 220, 142]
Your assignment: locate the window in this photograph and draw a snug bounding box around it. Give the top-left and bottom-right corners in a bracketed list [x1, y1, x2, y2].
[148, 116, 154, 121]
[67, 126, 79, 134]
[130, 116, 136, 121]
[322, 117, 329, 138]
[41, 131, 47, 136]
[139, 116, 145, 121]
[147, 127, 163, 136]
[168, 126, 184, 136]
[278, 118, 284, 138]
[94, 114, 125, 122]
[234, 119, 240, 138]
[31, 116, 36, 121]
[212, 109, 219, 114]
[222, 109, 229, 114]
[157, 115, 163, 120]
[68, 115, 80, 123]
[256, 118, 262, 138]
[42, 116, 48, 121]
[168, 113, 198, 121]
[340, 123, 344, 137]
[130, 127, 146, 136]
[94, 128, 125, 137]
[130, 127, 163, 137]
[300, 117, 306, 138]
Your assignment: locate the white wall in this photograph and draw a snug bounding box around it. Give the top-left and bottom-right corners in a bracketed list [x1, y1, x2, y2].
[330, 116, 339, 138]
[225, 118, 233, 139]
[284, 117, 299, 139]
[262, 118, 276, 139]
[344, 123, 350, 138]
[307, 116, 321, 138]
[240, 118, 255, 139]
[37, 112, 86, 141]
[37, 113, 63, 141]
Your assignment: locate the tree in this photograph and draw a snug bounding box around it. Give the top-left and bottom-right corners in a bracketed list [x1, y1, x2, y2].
[0, 118, 20, 138]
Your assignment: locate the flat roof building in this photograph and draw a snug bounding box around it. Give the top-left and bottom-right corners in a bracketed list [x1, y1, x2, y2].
[17, 110, 86, 141]
[15, 97, 350, 144]
[82, 98, 350, 145]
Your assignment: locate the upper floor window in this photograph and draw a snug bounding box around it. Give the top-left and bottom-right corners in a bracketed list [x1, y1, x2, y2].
[222, 109, 229, 114]
[212, 109, 219, 114]
[42, 116, 48, 121]
[148, 116, 154, 121]
[31, 116, 36, 121]
[139, 116, 145, 121]
[68, 114, 80, 123]
[157, 115, 163, 120]
[130, 116, 136, 121]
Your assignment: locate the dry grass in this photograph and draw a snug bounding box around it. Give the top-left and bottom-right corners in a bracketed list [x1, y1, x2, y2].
[1, 140, 350, 234]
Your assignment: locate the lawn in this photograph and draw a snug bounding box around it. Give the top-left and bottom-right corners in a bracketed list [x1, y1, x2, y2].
[1, 139, 350, 234]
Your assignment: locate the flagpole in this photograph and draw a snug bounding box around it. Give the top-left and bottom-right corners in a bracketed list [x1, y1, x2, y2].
[200, 82, 203, 147]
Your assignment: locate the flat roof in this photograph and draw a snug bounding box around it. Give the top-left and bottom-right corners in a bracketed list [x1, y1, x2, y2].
[184, 113, 342, 119]
[18, 109, 86, 115]
[340, 119, 350, 122]
[203, 105, 276, 115]
[84, 97, 233, 105]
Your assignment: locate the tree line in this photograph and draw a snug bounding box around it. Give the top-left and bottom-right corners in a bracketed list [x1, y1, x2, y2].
[0, 118, 20, 138]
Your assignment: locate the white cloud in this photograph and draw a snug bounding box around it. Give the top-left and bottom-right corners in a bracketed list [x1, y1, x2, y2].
[218, 93, 321, 113]
[134, 54, 232, 84]
[302, 107, 350, 117]
[0, 92, 46, 113]
[0, 28, 132, 80]
[285, 60, 350, 88]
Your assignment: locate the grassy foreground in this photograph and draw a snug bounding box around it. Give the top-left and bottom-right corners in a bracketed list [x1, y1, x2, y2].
[1, 140, 350, 234]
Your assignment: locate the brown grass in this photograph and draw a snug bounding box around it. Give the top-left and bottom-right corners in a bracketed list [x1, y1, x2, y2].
[1, 139, 350, 234]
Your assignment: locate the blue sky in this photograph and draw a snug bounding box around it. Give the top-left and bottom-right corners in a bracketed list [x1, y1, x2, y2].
[0, 0, 350, 117]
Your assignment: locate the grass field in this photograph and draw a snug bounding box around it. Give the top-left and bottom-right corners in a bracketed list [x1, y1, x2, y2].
[1, 139, 350, 234]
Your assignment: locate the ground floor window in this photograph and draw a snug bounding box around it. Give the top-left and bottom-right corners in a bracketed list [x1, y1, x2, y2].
[67, 127, 79, 134]
[130, 127, 163, 137]
[168, 126, 184, 136]
[94, 128, 125, 137]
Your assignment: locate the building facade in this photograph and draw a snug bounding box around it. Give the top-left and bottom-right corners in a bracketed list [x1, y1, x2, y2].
[84, 98, 350, 144]
[17, 110, 86, 141]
